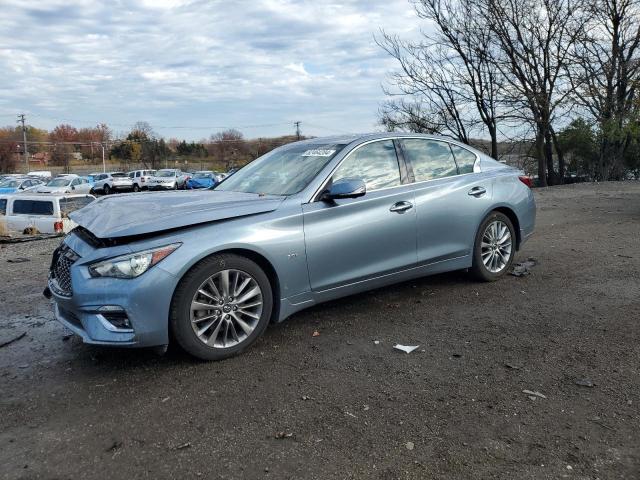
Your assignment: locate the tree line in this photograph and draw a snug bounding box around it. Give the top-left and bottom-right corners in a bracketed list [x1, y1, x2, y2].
[0, 121, 302, 172]
[378, 0, 640, 185]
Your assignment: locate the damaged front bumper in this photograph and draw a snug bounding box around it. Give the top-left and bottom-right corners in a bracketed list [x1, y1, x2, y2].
[44, 233, 178, 348]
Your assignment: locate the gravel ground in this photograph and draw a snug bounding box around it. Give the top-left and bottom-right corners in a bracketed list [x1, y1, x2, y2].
[1, 182, 639, 479]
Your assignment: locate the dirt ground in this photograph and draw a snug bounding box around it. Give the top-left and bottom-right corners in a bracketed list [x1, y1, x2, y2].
[1, 182, 639, 480]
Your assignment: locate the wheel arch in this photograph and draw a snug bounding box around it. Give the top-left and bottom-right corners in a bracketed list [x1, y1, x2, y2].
[173, 247, 282, 325]
[489, 205, 521, 250]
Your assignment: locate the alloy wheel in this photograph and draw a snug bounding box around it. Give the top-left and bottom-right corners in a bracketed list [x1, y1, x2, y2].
[481, 220, 512, 273]
[190, 269, 263, 348]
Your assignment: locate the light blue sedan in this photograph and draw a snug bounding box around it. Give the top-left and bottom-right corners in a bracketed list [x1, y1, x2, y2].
[45, 133, 536, 360]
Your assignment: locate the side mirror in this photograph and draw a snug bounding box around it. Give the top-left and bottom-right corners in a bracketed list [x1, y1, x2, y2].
[321, 178, 366, 201]
[71, 185, 76, 190]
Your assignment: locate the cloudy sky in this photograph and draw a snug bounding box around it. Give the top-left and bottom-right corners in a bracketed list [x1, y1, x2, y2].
[0, 0, 425, 140]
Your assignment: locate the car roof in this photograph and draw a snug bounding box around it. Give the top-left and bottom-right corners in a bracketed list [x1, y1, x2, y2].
[9, 193, 95, 199]
[294, 132, 478, 147]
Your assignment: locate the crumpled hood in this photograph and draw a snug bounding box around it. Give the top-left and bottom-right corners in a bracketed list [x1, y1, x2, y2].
[70, 190, 285, 239]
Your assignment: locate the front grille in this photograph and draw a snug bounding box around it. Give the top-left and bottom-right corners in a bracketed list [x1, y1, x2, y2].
[49, 244, 80, 297]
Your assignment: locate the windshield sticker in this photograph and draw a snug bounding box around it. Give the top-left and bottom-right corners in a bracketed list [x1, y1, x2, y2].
[301, 149, 336, 157]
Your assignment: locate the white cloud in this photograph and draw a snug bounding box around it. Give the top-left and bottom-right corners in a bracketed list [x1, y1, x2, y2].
[0, 0, 426, 138]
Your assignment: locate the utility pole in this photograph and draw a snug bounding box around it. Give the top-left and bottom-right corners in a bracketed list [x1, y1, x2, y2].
[294, 121, 301, 141]
[17, 114, 28, 172]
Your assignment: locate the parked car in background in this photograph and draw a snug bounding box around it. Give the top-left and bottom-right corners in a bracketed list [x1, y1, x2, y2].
[0, 177, 44, 194]
[91, 172, 134, 195]
[186, 171, 217, 189]
[213, 171, 227, 183]
[27, 171, 52, 182]
[34, 175, 93, 194]
[3, 193, 95, 234]
[128, 169, 156, 192]
[148, 169, 189, 190]
[46, 133, 536, 361]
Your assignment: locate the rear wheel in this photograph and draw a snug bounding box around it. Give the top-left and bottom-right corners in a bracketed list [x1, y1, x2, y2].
[170, 254, 273, 360]
[471, 211, 515, 281]
[103, 184, 111, 195]
[133, 184, 140, 192]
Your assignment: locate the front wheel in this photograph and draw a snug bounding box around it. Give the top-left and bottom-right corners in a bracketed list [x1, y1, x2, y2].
[103, 184, 111, 195]
[170, 254, 273, 360]
[133, 184, 140, 192]
[471, 212, 516, 282]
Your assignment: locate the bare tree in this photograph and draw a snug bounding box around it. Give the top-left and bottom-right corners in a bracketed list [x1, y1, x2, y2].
[486, 0, 591, 185]
[378, 0, 504, 157]
[208, 129, 246, 170]
[571, 0, 640, 179]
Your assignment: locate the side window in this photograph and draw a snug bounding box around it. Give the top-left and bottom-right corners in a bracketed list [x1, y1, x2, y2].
[71, 178, 80, 186]
[136, 172, 141, 178]
[450, 145, 478, 174]
[399, 139, 458, 181]
[0, 199, 6, 215]
[332, 140, 401, 191]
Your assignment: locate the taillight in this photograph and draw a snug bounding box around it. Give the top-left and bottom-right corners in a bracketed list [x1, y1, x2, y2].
[518, 175, 533, 188]
[54, 221, 64, 233]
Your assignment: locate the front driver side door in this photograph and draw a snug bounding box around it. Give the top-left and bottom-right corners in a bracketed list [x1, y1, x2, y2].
[302, 139, 417, 294]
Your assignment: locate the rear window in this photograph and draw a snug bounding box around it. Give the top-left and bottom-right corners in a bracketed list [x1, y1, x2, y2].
[60, 197, 94, 216]
[12, 199, 54, 216]
[0, 199, 6, 215]
[112, 173, 127, 178]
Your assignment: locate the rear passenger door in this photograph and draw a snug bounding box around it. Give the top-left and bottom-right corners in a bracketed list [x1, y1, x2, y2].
[397, 139, 493, 265]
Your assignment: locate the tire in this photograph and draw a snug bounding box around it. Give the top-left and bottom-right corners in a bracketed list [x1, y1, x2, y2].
[170, 253, 273, 361]
[173, 183, 178, 190]
[133, 184, 140, 192]
[471, 211, 516, 282]
[103, 184, 111, 195]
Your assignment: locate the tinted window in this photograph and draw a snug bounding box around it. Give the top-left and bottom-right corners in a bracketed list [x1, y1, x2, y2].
[332, 140, 401, 191]
[450, 145, 478, 174]
[12, 200, 54, 216]
[0, 199, 6, 215]
[399, 139, 458, 181]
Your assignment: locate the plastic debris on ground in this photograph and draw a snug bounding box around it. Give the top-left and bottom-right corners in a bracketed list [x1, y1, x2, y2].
[393, 344, 420, 354]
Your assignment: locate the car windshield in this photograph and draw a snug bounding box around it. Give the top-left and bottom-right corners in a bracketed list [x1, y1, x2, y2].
[0, 180, 18, 188]
[156, 170, 176, 177]
[47, 178, 71, 187]
[215, 143, 346, 195]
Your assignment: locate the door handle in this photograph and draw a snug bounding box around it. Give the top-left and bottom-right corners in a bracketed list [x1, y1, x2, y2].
[468, 186, 486, 197]
[389, 201, 413, 213]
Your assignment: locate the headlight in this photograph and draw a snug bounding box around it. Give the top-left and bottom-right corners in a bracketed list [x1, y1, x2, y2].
[88, 243, 181, 279]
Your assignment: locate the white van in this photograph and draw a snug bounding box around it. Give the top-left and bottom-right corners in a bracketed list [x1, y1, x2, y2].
[1, 193, 95, 234]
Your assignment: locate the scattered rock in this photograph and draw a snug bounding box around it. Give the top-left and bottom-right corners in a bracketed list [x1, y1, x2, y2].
[405, 441, 415, 451]
[312, 330, 320, 337]
[274, 431, 293, 439]
[504, 362, 521, 370]
[175, 442, 191, 450]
